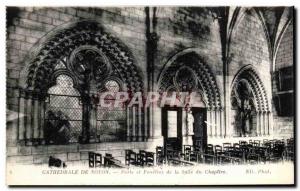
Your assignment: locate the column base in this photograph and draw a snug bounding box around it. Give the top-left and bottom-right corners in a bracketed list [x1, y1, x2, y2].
[182, 135, 193, 147]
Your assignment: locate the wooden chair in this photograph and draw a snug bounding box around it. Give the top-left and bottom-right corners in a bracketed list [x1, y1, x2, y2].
[233, 143, 240, 149]
[247, 153, 260, 164]
[253, 140, 260, 147]
[183, 145, 192, 160]
[254, 147, 268, 163]
[263, 139, 269, 144]
[189, 151, 198, 162]
[145, 152, 155, 166]
[125, 150, 137, 166]
[269, 144, 285, 162]
[95, 153, 102, 167]
[215, 145, 222, 151]
[104, 153, 113, 167]
[205, 144, 214, 154]
[138, 150, 147, 166]
[248, 140, 253, 145]
[223, 143, 231, 150]
[156, 146, 164, 165]
[239, 141, 247, 145]
[88, 152, 95, 168]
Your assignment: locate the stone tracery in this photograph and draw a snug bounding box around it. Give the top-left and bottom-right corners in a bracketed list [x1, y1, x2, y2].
[231, 66, 271, 137]
[25, 21, 144, 95]
[18, 21, 145, 144]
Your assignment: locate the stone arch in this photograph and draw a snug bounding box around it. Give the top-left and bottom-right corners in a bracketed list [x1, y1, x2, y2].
[157, 49, 222, 109]
[158, 49, 224, 138]
[17, 20, 145, 145]
[231, 65, 270, 112]
[231, 65, 272, 136]
[20, 20, 144, 94]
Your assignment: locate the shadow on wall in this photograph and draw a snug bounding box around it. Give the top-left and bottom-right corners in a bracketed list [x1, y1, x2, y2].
[6, 7, 21, 28]
[172, 7, 216, 37]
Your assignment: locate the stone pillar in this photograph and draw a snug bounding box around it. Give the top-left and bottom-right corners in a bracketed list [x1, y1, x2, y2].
[126, 106, 131, 141]
[207, 108, 212, 137]
[149, 106, 153, 138]
[260, 111, 264, 137]
[33, 99, 39, 139]
[25, 96, 32, 142]
[220, 108, 225, 138]
[144, 107, 148, 140]
[89, 104, 97, 142]
[264, 111, 268, 136]
[216, 108, 220, 137]
[261, 112, 264, 136]
[182, 109, 187, 136]
[256, 111, 260, 136]
[268, 111, 272, 136]
[138, 106, 142, 141]
[211, 108, 216, 137]
[38, 99, 45, 141]
[18, 96, 26, 141]
[80, 94, 91, 143]
[152, 106, 162, 138]
[184, 108, 194, 146]
[132, 106, 136, 141]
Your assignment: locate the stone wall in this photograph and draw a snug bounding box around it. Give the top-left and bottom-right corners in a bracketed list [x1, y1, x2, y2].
[272, 20, 294, 138]
[6, 7, 294, 165]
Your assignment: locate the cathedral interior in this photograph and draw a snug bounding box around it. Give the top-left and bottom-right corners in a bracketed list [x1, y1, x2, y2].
[6, 7, 294, 166]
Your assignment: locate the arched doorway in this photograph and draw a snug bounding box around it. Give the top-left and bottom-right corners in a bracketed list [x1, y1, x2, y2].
[231, 66, 271, 137]
[158, 50, 222, 151]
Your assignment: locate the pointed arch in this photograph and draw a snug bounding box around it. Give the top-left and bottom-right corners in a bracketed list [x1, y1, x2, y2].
[231, 65, 270, 112]
[157, 48, 222, 109]
[19, 20, 144, 95]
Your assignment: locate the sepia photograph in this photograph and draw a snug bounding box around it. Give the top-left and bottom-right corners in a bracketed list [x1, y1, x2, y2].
[5, 4, 295, 186]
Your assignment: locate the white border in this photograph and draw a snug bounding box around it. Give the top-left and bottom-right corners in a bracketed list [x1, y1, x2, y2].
[1, 0, 299, 190]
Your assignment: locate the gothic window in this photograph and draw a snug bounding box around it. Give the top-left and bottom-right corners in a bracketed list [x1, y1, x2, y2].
[231, 80, 256, 137]
[45, 75, 82, 144]
[19, 21, 145, 145]
[274, 66, 294, 116]
[174, 66, 198, 92]
[95, 79, 127, 142]
[105, 80, 120, 93]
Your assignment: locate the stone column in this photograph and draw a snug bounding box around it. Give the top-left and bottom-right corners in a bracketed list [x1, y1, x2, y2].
[33, 98, 39, 139]
[38, 99, 45, 142]
[260, 111, 264, 137]
[80, 94, 91, 143]
[206, 108, 212, 137]
[216, 108, 220, 137]
[220, 108, 225, 138]
[211, 108, 216, 137]
[182, 109, 187, 136]
[132, 106, 136, 141]
[152, 106, 162, 138]
[268, 111, 272, 136]
[18, 95, 26, 141]
[25, 95, 32, 143]
[126, 106, 131, 141]
[138, 106, 142, 141]
[256, 111, 261, 136]
[143, 107, 148, 140]
[89, 103, 97, 142]
[264, 111, 268, 136]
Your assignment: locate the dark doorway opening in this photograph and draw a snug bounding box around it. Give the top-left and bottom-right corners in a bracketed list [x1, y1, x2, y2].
[162, 106, 182, 153]
[191, 107, 207, 151]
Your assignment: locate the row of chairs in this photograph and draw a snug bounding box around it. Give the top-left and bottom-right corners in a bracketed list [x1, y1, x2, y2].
[125, 149, 155, 166]
[89, 138, 294, 167]
[190, 138, 293, 164]
[155, 138, 293, 166]
[88, 152, 125, 168]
